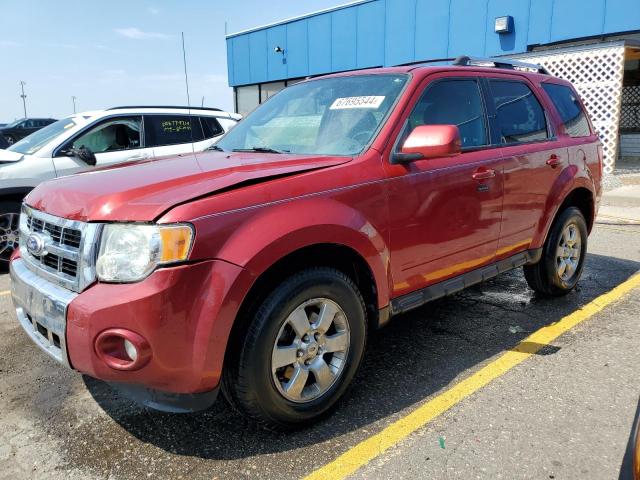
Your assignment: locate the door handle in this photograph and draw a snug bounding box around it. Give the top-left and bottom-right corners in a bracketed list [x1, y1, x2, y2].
[472, 168, 496, 181]
[546, 154, 561, 168]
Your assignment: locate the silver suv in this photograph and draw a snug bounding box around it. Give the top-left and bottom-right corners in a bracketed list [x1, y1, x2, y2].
[0, 105, 240, 268]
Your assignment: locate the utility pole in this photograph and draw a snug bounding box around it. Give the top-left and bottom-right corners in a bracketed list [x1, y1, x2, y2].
[201, 96, 205, 108]
[19, 81, 27, 118]
[72, 96, 77, 114]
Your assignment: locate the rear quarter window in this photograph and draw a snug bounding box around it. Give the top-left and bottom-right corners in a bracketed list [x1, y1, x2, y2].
[542, 83, 591, 138]
[200, 116, 224, 138]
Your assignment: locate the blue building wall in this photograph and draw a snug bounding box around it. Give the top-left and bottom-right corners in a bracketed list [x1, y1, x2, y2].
[226, 0, 640, 86]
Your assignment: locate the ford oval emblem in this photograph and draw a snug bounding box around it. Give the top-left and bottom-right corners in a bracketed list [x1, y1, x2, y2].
[26, 233, 47, 257]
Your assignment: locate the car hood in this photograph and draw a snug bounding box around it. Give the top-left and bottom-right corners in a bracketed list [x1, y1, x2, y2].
[26, 151, 351, 222]
[0, 149, 24, 163]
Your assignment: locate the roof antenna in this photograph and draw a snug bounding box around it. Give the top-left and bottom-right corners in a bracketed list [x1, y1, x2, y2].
[181, 31, 195, 155]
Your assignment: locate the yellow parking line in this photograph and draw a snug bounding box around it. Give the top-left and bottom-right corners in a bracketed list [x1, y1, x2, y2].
[0, 290, 10, 297]
[303, 273, 640, 480]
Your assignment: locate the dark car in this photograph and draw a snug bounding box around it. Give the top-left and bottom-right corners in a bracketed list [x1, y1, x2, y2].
[0, 133, 8, 149]
[1, 118, 57, 145]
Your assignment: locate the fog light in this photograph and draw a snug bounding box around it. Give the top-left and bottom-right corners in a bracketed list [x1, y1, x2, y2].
[124, 339, 138, 361]
[95, 328, 151, 371]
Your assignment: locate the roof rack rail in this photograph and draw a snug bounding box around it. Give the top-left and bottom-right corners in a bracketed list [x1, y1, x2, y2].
[452, 55, 550, 75]
[106, 105, 223, 112]
[400, 57, 455, 67]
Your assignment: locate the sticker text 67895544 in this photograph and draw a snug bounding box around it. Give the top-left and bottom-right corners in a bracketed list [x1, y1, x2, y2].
[329, 96, 385, 110]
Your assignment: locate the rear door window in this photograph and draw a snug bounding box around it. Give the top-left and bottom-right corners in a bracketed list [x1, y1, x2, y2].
[144, 115, 204, 147]
[489, 80, 549, 144]
[542, 83, 591, 137]
[200, 116, 224, 139]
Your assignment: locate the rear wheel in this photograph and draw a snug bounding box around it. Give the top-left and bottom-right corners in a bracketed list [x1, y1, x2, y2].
[0, 201, 21, 272]
[222, 267, 367, 431]
[523, 206, 587, 296]
[4, 135, 15, 146]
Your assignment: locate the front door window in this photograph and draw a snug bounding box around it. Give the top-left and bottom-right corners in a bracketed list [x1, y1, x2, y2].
[72, 116, 142, 153]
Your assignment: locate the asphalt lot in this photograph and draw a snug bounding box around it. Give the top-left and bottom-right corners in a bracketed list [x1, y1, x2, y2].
[1, 222, 639, 480]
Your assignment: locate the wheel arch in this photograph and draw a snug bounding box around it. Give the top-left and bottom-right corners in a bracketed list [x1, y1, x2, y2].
[533, 168, 596, 248]
[556, 187, 595, 232]
[245, 242, 381, 326]
[221, 242, 385, 383]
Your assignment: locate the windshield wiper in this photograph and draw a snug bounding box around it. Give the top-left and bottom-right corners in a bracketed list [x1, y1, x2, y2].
[207, 145, 226, 152]
[232, 146, 289, 154]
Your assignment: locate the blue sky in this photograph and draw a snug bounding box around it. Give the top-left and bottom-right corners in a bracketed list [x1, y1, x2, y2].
[0, 0, 343, 122]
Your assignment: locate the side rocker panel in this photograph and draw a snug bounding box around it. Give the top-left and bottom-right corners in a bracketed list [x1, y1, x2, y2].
[391, 248, 543, 315]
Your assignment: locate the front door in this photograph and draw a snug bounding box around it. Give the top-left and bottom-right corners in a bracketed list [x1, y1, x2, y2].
[386, 77, 504, 297]
[52, 115, 152, 177]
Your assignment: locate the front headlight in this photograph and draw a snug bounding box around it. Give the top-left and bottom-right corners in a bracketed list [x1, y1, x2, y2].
[96, 224, 194, 282]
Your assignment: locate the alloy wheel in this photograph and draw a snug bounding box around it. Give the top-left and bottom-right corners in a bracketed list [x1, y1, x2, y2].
[556, 222, 582, 281]
[0, 212, 19, 264]
[271, 298, 350, 403]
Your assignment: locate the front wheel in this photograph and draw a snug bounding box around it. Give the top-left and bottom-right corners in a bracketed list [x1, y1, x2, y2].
[0, 201, 21, 272]
[222, 268, 367, 431]
[523, 206, 588, 296]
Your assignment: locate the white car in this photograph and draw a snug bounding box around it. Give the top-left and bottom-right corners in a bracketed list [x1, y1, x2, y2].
[0, 106, 240, 268]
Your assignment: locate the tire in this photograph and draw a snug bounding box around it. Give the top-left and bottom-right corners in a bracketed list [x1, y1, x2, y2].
[222, 267, 367, 431]
[5, 135, 15, 146]
[0, 201, 21, 272]
[523, 206, 588, 296]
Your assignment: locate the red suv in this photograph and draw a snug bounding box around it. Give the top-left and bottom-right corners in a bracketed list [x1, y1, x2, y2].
[10, 57, 601, 430]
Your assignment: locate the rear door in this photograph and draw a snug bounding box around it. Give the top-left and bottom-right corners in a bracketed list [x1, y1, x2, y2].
[386, 75, 504, 296]
[541, 82, 601, 189]
[144, 114, 205, 158]
[484, 76, 568, 259]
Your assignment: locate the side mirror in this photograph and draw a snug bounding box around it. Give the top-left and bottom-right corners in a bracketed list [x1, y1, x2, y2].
[62, 145, 97, 166]
[392, 125, 461, 163]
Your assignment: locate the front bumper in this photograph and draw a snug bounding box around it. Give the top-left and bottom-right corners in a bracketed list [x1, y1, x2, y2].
[11, 258, 77, 366]
[10, 256, 249, 409]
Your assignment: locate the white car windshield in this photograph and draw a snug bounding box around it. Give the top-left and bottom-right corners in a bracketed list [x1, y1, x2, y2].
[8, 117, 79, 155]
[216, 74, 408, 156]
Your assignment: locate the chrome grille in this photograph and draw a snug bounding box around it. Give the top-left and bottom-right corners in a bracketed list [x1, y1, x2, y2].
[19, 205, 102, 293]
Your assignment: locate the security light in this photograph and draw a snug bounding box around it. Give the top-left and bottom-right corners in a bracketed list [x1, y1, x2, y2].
[274, 46, 284, 54]
[495, 16, 514, 34]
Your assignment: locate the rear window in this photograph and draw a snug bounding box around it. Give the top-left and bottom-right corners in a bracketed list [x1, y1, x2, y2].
[489, 80, 549, 144]
[542, 83, 591, 138]
[144, 115, 205, 147]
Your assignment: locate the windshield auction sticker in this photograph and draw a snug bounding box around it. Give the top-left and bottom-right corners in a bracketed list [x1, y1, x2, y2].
[330, 96, 385, 110]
